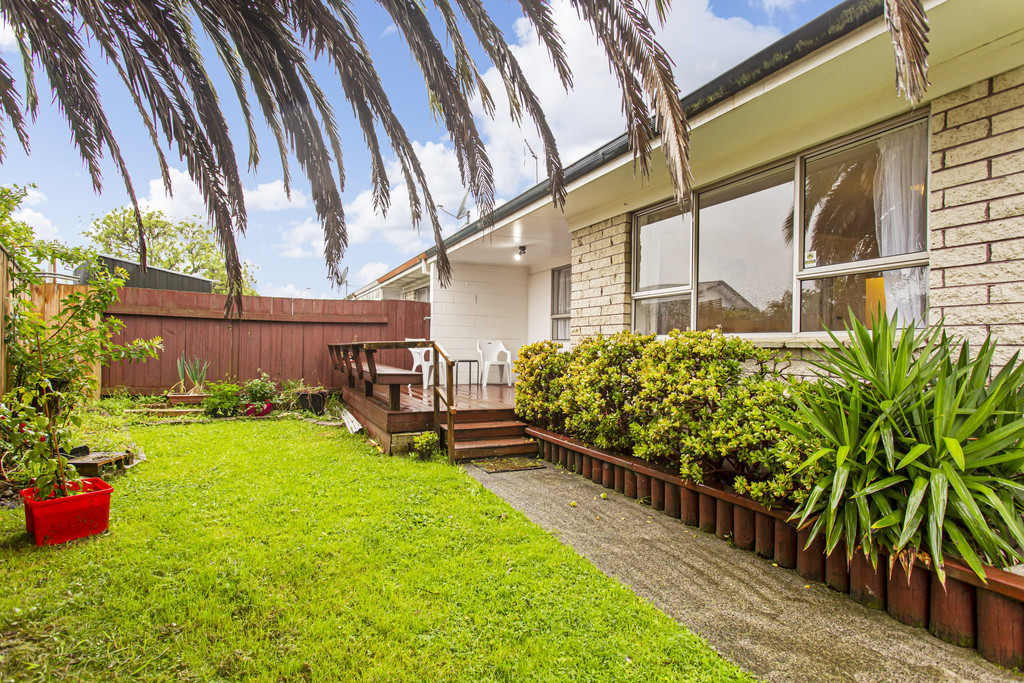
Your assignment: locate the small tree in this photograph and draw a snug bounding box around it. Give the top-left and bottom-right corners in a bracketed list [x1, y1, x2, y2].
[83, 208, 258, 295]
[0, 187, 162, 497]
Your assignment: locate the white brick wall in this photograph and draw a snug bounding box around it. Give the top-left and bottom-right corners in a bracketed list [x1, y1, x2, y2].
[431, 263, 528, 382]
[930, 65, 1024, 367]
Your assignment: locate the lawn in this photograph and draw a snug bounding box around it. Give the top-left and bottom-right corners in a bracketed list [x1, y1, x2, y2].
[0, 418, 749, 682]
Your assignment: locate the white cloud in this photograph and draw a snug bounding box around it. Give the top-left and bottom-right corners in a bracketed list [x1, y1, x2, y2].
[342, 139, 466, 253]
[244, 180, 308, 211]
[752, 0, 808, 16]
[354, 262, 391, 287]
[261, 282, 314, 298]
[140, 168, 206, 220]
[277, 217, 324, 259]
[471, 0, 783, 197]
[13, 208, 58, 240]
[0, 22, 15, 52]
[381, 24, 397, 38]
[23, 188, 47, 206]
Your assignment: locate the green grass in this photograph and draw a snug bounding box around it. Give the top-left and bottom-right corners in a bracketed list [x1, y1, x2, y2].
[0, 420, 749, 682]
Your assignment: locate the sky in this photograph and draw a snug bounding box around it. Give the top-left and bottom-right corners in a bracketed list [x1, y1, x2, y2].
[0, 0, 840, 299]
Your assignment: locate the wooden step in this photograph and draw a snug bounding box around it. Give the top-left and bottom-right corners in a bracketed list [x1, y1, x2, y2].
[441, 420, 527, 440]
[451, 437, 538, 461]
[451, 409, 517, 423]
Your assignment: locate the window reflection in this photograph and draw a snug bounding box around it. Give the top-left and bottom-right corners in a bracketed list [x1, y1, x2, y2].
[803, 121, 927, 269]
[697, 167, 794, 333]
[800, 266, 928, 332]
[635, 294, 690, 335]
[636, 205, 691, 292]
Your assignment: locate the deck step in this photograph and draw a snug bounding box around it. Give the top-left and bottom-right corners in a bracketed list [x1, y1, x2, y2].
[451, 436, 538, 461]
[441, 420, 527, 440]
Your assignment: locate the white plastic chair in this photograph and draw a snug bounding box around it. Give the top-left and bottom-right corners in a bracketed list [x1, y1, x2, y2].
[406, 338, 434, 389]
[477, 340, 512, 386]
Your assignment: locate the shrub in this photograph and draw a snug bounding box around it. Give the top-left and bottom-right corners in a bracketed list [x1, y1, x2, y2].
[203, 381, 243, 418]
[513, 341, 570, 431]
[559, 331, 654, 453]
[243, 371, 277, 404]
[780, 313, 1024, 583]
[630, 330, 818, 506]
[412, 431, 441, 461]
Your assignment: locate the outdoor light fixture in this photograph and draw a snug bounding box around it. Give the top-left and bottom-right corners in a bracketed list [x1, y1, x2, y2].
[515, 245, 526, 261]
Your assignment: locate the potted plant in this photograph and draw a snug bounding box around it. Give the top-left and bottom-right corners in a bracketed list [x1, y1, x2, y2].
[167, 353, 210, 405]
[241, 371, 277, 416]
[0, 188, 161, 544]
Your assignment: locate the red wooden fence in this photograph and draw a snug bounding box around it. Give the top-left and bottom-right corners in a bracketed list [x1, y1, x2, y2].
[103, 289, 430, 394]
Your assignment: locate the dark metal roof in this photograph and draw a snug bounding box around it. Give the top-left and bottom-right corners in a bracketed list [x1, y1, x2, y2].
[75, 255, 215, 293]
[426, 0, 881, 258]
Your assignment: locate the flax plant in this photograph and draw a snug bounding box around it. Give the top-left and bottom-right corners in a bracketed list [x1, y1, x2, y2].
[779, 313, 1024, 584]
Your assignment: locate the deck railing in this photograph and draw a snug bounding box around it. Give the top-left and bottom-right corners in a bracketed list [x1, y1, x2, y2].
[361, 340, 457, 463]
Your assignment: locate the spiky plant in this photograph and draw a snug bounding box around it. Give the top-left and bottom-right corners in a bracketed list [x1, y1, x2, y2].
[0, 0, 691, 312]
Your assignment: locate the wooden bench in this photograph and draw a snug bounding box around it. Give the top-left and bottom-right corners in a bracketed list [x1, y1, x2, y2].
[328, 342, 421, 410]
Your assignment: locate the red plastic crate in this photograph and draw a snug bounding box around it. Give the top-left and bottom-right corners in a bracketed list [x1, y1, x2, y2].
[20, 477, 113, 546]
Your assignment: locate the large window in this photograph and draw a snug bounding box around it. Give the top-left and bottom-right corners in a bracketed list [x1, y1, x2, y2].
[800, 119, 928, 330]
[633, 203, 692, 334]
[551, 265, 571, 341]
[696, 167, 794, 334]
[631, 115, 929, 336]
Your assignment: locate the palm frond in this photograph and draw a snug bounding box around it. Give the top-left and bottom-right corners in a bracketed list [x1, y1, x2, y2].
[0, 0, 693, 303]
[884, 0, 930, 105]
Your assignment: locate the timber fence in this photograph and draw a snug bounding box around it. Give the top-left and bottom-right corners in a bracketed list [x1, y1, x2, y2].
[103, 289, 430, 394]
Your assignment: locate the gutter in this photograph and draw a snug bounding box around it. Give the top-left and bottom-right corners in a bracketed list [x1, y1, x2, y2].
[425, 0, 882, 259]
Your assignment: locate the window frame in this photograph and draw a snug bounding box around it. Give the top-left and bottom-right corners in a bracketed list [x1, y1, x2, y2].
[551, 265, 571, 341]
[630, 112, 929, 338]
[631, 200, 694, 333]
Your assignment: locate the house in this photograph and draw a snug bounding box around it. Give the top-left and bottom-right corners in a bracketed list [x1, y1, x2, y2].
[354, 0, 1024, 379]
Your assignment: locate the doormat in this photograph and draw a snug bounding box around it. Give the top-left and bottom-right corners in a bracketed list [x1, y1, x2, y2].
[472, 456, 545, 474]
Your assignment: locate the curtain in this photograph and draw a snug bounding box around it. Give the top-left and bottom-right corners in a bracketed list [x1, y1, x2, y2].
[873, 122, 928, 325]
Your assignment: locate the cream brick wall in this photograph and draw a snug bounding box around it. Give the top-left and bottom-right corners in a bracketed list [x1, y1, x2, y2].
[570, 213, 632, 343]
[930, 65, 1024, 368]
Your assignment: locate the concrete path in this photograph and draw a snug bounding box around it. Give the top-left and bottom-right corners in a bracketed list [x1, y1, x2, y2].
[464, 461, 1019, 683]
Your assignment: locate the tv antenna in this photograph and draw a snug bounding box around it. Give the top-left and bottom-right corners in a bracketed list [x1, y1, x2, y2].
[340, 266, 349, 298]
[524, 139, 539, 183]
[437, 190, 471, 227]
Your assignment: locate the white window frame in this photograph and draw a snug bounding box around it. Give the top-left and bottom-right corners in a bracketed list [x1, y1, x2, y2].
[551, 265, 571, 341]
[631, 112, 929, 338]
[631, 201, 694, 333]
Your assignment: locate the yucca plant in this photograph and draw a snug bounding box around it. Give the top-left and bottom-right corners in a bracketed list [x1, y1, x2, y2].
[779, 312, 1024, 585]
[175, 353, 209, 394]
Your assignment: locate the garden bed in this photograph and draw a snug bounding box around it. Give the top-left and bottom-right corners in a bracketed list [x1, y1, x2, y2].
[528, 426, 1024, 669]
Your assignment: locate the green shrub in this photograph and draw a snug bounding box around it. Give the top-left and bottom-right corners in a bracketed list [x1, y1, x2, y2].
[559, 331, 654, 453]
[412, 431, 441, 460]
[243, 371, 277, 404]
[202, 381, 243, 418]
[630, 330, 818, 506]
[780, 313, 1024, 583]
[513, 341, 570, 431]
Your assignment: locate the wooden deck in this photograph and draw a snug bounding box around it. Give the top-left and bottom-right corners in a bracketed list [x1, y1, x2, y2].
[342, 382, 517, 453]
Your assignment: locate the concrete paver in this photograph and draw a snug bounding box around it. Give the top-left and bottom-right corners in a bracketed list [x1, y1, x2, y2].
[465, 461, 1019, 682]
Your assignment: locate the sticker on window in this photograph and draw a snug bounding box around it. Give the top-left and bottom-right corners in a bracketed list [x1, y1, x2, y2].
[804, 251, 817, 268]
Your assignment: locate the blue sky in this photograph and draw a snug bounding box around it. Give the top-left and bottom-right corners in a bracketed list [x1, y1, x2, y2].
[0, 0, 838, 298]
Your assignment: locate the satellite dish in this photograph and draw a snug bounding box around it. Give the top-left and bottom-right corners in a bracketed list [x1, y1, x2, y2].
[437, 190, 471, 227]
[340, 266, 350, 298]
[454, 189, 470, 220]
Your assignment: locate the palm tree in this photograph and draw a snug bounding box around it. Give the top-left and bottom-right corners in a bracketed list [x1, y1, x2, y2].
[0, 0, 689, 312]
[0, 0, 927, 313]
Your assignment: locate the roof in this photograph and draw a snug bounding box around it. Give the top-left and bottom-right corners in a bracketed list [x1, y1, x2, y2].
[424, 0, 882, 259]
